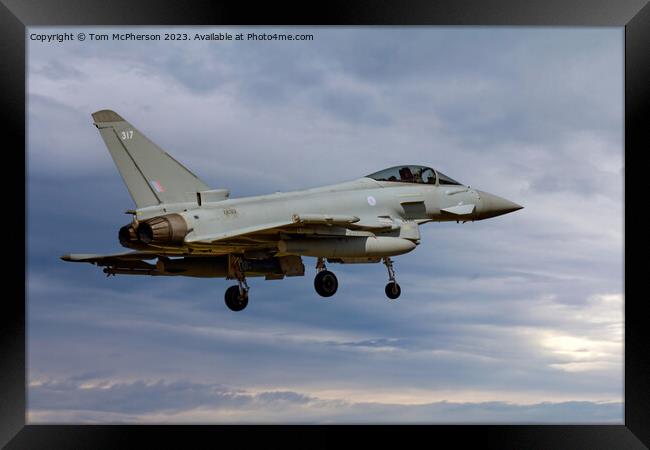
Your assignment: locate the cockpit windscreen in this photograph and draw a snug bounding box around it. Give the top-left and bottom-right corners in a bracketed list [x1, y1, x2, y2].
[436, 171, 462, 186]
[366, 165, 437, 184]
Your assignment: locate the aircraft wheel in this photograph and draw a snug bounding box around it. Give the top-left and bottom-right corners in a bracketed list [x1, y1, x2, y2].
[225, 285, 248, 311]
[385, 282, 401, 300]
[314, 270, 338, 297]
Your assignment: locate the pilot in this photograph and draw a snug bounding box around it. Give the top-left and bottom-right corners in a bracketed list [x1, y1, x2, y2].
[423, 169, 436, 184]
[398, 167, 414, 182]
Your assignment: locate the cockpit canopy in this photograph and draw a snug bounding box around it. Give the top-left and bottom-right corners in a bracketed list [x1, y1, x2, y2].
[365, 165, 462, 186]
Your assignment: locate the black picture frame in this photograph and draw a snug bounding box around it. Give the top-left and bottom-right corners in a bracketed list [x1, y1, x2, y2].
[2, 0, 648, 448]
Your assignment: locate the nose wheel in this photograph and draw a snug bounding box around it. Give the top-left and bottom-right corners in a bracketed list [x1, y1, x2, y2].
[385, 281, 401, 299]
[383, 257, 401, 300]
[314, 257, 338, 297]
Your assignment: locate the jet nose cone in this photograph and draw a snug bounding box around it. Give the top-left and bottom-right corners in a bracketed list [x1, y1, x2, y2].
[476, 190, 523, 220]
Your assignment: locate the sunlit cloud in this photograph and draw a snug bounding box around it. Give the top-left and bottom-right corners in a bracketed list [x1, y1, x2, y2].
[27, 376, 622, 424]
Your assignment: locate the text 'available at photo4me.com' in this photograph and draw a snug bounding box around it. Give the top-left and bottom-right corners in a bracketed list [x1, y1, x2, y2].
[29, 31, 316, 44]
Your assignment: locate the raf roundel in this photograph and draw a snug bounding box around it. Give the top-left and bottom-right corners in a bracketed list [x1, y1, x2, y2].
[367, 195, 377, 206]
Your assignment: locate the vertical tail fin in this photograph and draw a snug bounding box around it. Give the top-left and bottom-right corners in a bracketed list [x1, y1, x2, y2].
[92, 109, 210, 208]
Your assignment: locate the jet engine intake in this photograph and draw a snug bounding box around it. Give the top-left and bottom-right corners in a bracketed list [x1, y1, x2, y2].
[137, 213, 188, 244]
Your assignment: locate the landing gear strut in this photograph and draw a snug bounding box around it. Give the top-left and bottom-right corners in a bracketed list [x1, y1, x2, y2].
[314, 257, 338, 297]
[383, 257, 401, 300]
[225, 256, 249, 311]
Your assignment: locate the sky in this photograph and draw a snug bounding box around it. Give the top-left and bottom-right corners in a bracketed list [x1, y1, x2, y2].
[26, 27, 624, 423]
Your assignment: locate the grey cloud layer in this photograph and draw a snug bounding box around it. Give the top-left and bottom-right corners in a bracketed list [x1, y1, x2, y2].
[28, 272, 622, 404]
[28, 27, 623, 422]
[29, 377, 622, 424]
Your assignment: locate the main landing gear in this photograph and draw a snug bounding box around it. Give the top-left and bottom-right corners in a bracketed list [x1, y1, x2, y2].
[312, 257, 401, 300]
[225, 257, 249, 312]
[224, 255, 402, 310]
[314, 257, 338, 297]
[383, 257, 401, 300]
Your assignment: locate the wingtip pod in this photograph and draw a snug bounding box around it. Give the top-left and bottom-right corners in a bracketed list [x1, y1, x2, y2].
[61, 253, 90, 262]
[91, 109, 125, 123]
[60, 253, 105, 262]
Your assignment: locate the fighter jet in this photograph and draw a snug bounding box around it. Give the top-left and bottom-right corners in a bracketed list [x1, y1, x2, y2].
[62, 110, 523, 311]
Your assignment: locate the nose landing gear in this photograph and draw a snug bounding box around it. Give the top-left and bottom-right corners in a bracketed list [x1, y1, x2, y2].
[383, 257, 401, 300]
[314, 257, 338, 297]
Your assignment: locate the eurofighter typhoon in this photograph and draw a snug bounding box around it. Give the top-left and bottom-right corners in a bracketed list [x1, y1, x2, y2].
[62, 110, 523, 311]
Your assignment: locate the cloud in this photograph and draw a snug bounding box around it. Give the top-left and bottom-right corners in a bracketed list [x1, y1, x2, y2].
[28, 376, 622, 424]
[32, 59, 84, 81]
[27, 272, 623, 408]
[27, 28, 623, 193]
